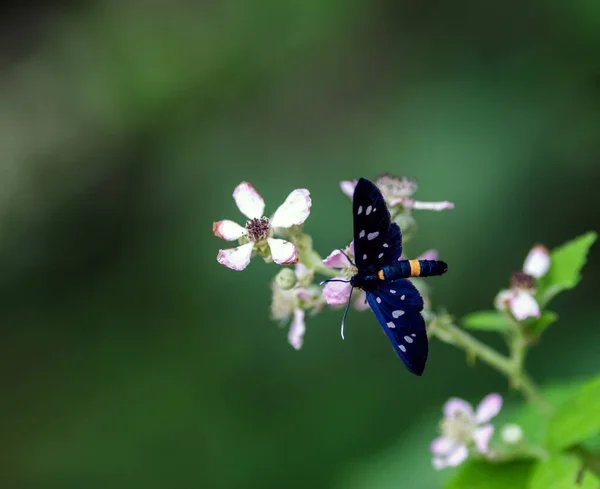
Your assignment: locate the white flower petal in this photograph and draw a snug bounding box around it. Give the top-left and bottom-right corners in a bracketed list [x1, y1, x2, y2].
[523, 244, 550, 279]
[432, 457, 447, 470]
[340, 180, 358, 198]
[322, 279, 352, 306]
[501, 424, 523, 444]
[271, 189, 311, 228]
[288, 308, 306, 350]
[444, 398, 474, 419]
[417, 249, 439, 261]
[353, 290, 369, 311]
[212, 220, 247, 241]
[217, 242, 255, 271]
[389, 198, 455, 210]
[267, 238, 299, 265]
[348, 240, 355, 258]
[494, 289, 514, 311]
[473, 424, 494, 453]
[510, 291, 540, 320]
[445, 444, 469, 467]
[430, 436, 456, 456]
[322, 248, 351, 269]
[233, 182, 265, 219]
[475, 393, 503, 424]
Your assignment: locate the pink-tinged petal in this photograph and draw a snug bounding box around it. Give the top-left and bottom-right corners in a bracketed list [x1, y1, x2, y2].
[213, 220, 246, 241]
[295, 262, 309, 280]
[233, 182, 265, 219]
[432, 457, 447, 470]
[523, 244, 550, 279]
[431, 436, 456, 456]
[271, 189, 312, 228]
[494, 289, 514, 311]
[267, 238, 299, 265]
[475, 393, 503, 424]
[444, 398, 474, 419]
[297, 288, 313, 302]
[389, 198, 455, 211]
[348, 240, 355, 258]
[217, 242, 255, 271]
[473, 424, 494, 453]
[322, 279, 352, 306]
[417, 249, 439, 261]
[353, 290, 369, 311]
[510, 291, 540, 320]
[445, 444, 469, 467]
[322, 249, 351, 269]
[340, 180, 358, 198]
[288, 308, 306, 350]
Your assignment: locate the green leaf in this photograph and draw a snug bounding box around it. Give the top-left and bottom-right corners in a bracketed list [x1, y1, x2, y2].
[546, 376, 600, 451]
[529, 454, 599, 489]
[463, 311, 509, 332]
[525, 311, 558, 336]
[447, 460, 534, 489]
[537, 232, 597, 308]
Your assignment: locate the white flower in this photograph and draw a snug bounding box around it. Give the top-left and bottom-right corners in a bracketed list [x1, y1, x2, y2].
[271, 263, 322, 350]
[431, 393, 502, 470]
[495, 244, 550, 320]
[214, 182, 311, 271]
[339, 175, 454, 211]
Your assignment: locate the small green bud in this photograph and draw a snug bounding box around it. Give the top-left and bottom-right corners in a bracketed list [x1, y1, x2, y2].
[275, 268, 297, 290]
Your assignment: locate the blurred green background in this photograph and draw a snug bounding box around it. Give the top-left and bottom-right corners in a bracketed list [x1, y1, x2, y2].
[1, 1, 599, 488]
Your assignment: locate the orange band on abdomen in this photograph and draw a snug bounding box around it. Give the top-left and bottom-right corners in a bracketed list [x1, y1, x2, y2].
[409, 259, 421, 277]
[378, 269, 385, 280]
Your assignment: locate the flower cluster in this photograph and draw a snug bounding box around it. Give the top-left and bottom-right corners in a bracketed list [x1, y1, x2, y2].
[213, 175, 454, 349]
[494, 245, 550, 321]
[431, 394, 502, 469]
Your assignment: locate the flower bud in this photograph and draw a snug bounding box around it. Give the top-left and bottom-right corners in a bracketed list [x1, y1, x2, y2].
[501, 424, 523, 444]
[275, 268, 297, 291]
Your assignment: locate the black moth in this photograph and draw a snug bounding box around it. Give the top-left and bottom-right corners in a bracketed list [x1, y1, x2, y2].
[331, 177, 448, 376]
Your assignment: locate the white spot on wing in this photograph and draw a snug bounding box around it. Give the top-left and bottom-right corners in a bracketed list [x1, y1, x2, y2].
[362, 254, 367, 260]
[390, 289, 396, 294]
[366, 205, 372, 215]
[376, 297, 381, 304]
[359, 230, 365, 238]
[392, 310, 405, 318]
[411, 334, 416, 337]
[378, 253, 384, 258]
[400, 294, 405, 300]
[404, 335, 414, 343]
[399, 344, 407, 352]
[357, 206, 363, 215]
[387, 321, 395, 329]
[383, 243, 389, 248]
[367, 232, 379, 240]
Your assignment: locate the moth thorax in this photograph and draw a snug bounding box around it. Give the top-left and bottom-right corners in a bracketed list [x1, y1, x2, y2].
[511, 270, 536, 290]
[246, 217, 271, 241]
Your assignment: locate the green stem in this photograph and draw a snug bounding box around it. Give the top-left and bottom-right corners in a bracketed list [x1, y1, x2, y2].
[433, 321, 552, 414]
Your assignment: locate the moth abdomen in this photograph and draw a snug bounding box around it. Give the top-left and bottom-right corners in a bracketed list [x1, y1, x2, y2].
[379, 259, 448, 281]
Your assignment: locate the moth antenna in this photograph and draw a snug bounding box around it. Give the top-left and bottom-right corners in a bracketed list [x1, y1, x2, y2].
[339, 249, 356, 267]
[319, 278, 350, 286]
[340, 287, 354, 340]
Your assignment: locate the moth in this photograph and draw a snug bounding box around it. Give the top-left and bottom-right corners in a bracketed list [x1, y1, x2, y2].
[327, 177, 448, 375]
